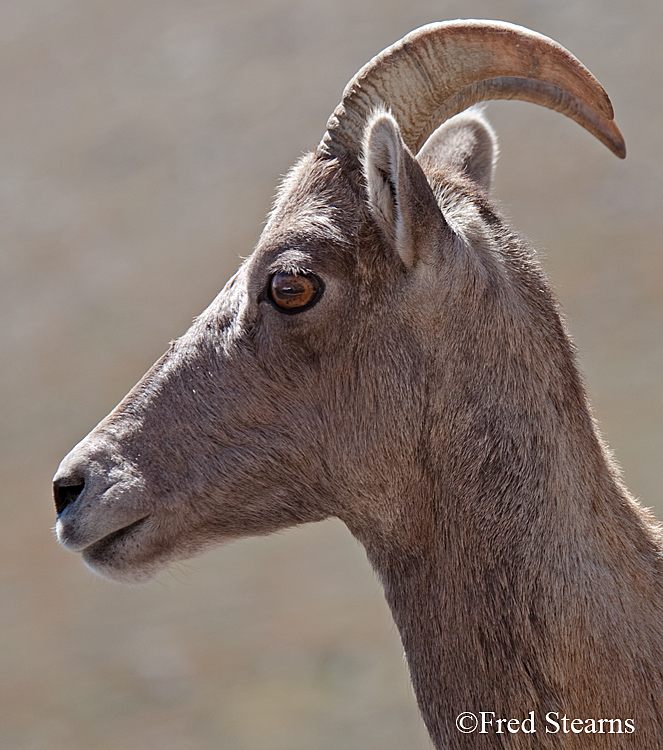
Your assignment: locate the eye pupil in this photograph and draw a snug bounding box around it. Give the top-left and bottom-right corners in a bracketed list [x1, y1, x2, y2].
[269, 272, 321, 312]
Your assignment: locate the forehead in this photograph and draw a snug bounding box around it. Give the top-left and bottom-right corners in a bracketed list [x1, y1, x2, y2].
[254, 153, 365, 276]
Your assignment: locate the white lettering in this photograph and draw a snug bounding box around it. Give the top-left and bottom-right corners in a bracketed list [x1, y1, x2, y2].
[570, 718, 583, 733]
[466, 711, 632, 736]
[521, 711, 536, 733]
[479, 712, 495, 734]
[546, 712, 560, 733]
[607, 718, 622, 734]
[584, 718, 597, 733]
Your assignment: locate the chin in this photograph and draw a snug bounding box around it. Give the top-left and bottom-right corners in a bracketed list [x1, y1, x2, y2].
[82, 543, 167, 585]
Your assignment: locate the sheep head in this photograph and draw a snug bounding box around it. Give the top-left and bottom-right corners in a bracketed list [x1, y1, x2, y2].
[53, 21, 624, 583]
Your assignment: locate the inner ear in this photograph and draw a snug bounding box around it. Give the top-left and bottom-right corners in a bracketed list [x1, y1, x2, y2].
[362, 113, 404, 256]
[417, 110, 498, 192]
[363, 112, 447, 268]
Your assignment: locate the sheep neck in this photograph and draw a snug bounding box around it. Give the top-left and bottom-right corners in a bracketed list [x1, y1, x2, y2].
[356, 414, 663, 749]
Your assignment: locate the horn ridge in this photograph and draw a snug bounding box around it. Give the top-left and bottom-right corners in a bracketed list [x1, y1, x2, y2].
[319, 20, 624, 161]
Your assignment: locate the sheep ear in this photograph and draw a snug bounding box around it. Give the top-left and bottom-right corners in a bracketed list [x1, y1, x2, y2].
[363, 112, 448, 268]
[417, 110, 498, 192]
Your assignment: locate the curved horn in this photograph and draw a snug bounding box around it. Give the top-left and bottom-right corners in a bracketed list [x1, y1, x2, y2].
[319, 20, 625, 161]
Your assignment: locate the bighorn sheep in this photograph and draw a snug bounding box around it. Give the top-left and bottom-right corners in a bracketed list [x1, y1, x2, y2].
[54, 20, 663, 748]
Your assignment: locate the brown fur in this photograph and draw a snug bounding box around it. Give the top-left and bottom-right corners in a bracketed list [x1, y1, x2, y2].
[54, 106, 663, 748]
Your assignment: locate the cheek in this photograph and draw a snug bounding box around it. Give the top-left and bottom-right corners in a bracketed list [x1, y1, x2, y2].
[202, 458, 333, 534]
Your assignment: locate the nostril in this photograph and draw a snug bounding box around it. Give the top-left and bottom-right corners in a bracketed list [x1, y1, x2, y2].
[53, 476, 86, 515]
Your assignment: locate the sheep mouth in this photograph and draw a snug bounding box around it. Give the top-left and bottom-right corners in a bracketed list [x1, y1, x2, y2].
[81, 516, 150, 560]
[80, 514, 182, 584]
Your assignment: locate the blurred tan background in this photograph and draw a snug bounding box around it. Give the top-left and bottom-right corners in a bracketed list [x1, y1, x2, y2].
[2, 1, 663, 748]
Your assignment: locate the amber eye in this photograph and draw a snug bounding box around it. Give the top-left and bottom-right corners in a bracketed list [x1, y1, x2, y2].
[268, 272, 323, 313]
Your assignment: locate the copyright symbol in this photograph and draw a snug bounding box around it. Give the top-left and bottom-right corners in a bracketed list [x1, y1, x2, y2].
[456, 712, 478, 733]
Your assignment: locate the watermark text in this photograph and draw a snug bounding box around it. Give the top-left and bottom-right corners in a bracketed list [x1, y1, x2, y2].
[455, 711, 635, 735]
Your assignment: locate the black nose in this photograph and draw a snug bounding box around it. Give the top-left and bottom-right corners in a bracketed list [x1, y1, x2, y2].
[53, 474, 86, 515]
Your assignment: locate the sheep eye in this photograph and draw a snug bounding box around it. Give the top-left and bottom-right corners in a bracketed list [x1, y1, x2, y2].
[269, 272, 322, 313]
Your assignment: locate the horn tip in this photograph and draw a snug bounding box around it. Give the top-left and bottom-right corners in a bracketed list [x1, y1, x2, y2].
[603, 120, 626, 159]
